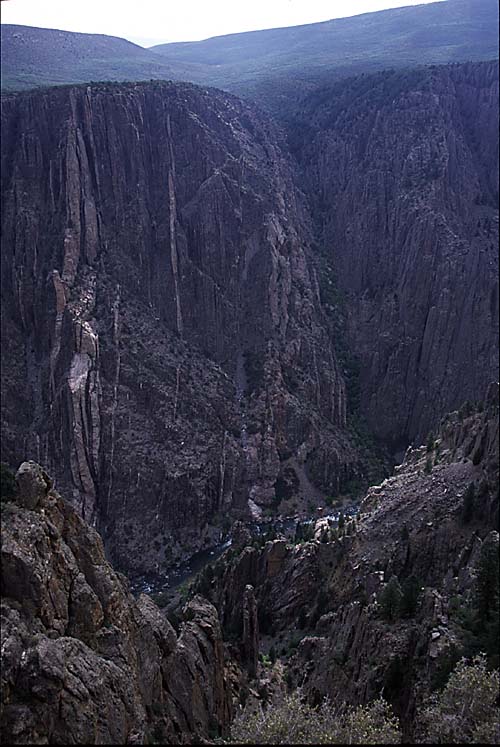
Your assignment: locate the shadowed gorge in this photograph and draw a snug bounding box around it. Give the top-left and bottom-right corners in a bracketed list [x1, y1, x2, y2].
[1, 80, 367, 576]
[0, 3, 499, 742]
[288, 61, 499, 447]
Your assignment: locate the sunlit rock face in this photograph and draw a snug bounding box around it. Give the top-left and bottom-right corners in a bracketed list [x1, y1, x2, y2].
[0, 81, 359, 574]
[294, 61, 499, 448]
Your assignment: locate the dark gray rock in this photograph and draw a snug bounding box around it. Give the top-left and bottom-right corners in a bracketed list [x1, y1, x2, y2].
[15, 461, 51, 510]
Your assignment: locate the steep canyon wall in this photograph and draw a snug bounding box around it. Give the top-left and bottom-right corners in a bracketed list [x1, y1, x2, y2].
[292, 61, 499, 448]
[0, 81, 359, 574]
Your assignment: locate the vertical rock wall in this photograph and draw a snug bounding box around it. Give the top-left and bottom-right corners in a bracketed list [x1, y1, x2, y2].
[295, 61, 499, 448]
[1, 81, 358, 573]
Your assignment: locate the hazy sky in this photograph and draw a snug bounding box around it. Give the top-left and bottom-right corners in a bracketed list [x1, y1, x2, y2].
[1, 0, 446, 46]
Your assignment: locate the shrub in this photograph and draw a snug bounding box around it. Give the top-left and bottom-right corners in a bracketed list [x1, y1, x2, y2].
[417, 656, 500, 744]
[228, 690, 401, 744]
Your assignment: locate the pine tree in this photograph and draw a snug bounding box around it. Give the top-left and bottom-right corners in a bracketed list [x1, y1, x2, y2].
[379, 575, 403, 621]
[474, 534, 499, 623]
[462, 483, 476, 524]
[400, 575, 420, 617]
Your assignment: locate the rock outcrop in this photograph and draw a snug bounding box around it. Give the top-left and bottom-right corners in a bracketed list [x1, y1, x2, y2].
[292, 60, 499, 449]
[0, 462, 232, 744]
[0, 80, 364, 574]
[200, 387, 499, 737]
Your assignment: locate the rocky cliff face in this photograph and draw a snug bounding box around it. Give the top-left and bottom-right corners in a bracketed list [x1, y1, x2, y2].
[0, 80, 363, 574]
[0, 462, 233, 744]
[291, 60, 499, 449]
[199, 384, 499, 736]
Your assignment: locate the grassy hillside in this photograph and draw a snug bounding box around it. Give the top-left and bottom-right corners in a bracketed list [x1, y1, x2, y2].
[1, 0, 498, 102]
[151, 0, 499, 98]
[0, 25, 205, 91]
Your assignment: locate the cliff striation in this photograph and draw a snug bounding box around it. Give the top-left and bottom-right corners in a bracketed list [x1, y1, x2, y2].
[1, 80, 363, 574]
[291, 61, 499, 449]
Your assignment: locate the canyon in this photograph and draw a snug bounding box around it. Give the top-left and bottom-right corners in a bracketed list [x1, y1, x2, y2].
[1, 61, 497, 577]
[0, 18, 499, 742]
[1, 385, 498, 743]
[1, 79, 367, 576]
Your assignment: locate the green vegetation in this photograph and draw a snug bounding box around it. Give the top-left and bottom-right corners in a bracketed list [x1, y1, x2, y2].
[417, 656, 500, 744]
[259, 652, 272, 668]
[0, 463, 16, 503]
[462, 483, 476, 524]
[269, 645, 277, 664]
[228, 690, 401, 744]
[399, 575, 421, 618]
[378, 575, 403, 622]
[150, 591, 169, 608]
[446, 535, 500, 669]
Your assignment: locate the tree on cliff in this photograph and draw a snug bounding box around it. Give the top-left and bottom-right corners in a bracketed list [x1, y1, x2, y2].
[399, 575, 421, 617]
[462, 483, 476, 524]
[379, 575, 403, 621]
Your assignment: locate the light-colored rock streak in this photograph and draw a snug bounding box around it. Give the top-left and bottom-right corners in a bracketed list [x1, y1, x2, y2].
[67, 318, 101, 523]
[107, 285, 121, 514]
[167, 114, 183, 337]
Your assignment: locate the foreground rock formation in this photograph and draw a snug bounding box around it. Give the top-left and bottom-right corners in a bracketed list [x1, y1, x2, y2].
[1, 387, 497, 743]
[196, 385, 499, 739]
[0, 462, 232, 744]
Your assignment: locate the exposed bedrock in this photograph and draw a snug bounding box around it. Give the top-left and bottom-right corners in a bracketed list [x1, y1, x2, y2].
[0, 81, 360, 573]
[294, 61, 499, 448]
[0, 462, 232, 744]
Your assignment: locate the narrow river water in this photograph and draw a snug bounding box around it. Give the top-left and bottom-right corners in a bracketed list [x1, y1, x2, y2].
[129, 504, 359, 597]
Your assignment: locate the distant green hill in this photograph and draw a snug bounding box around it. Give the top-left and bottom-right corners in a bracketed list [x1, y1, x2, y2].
[151, 0, 499, 100]
[0, 25, 204, 91]
[1, 0, 498, 102]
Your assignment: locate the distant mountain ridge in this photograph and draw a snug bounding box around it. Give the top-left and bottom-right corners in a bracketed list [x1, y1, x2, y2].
[0, 24, 204, 91]
[1, 0, 498, 98]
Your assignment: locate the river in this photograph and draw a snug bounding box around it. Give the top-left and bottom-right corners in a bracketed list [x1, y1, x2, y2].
[129, 503, 358, 597]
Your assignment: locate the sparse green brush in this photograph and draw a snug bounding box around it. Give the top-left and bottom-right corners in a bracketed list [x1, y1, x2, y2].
[227, 690, 401, 744]
[417, 656, 500, 744]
